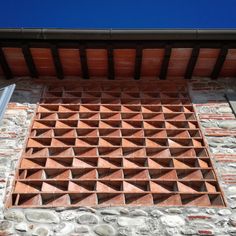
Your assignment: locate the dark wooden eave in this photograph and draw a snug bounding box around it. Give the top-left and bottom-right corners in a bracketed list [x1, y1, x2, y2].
[0, 29, 236, 80]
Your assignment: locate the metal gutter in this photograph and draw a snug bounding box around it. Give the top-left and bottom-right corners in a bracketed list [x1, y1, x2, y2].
[0, 29, 235, 41]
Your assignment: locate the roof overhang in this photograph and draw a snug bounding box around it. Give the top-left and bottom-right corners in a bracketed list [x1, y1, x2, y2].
[0, 28, 235, 80]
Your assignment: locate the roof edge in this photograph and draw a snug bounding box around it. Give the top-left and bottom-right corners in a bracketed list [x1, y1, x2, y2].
[0, 29, 236, 40]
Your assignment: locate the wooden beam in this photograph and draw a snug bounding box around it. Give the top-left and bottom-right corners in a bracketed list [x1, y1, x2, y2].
[22, 44, 38, 78]
[134, 46, 143, 80]
[107, 45, 114, 80]
[51, 44, 64, 79]
[211, 46, 228, 80]
[184, 46, 200, 79]
[159, 45, 172, 80]
[79, 45, 89, 79]
[0, 47, 12, 79]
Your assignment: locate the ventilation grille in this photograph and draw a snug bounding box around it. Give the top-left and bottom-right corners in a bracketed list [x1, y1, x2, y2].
[9, 81, 225, 207]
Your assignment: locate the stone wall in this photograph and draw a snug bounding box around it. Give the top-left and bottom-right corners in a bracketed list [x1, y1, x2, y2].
[0, 77, 236, 236]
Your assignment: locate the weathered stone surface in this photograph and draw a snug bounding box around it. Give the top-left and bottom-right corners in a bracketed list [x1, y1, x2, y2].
[54, 222, 74, 235]
[4, 210, 25, 222]
[118, 227, 133, 236]
[117, 217, 145, 227]
[77, 213, 99, 225]
[160, 215, 185, 228]
[60, 211, 77, 221]
[15, 222, 28, 232]
[130, 209, 148, 217]
[230, 213, 236, 227]
[218, 107, 232, 113]
[165, 208, 182, 214]
[94, 224, 116, 236]
[32, 227, 51, 236]
[0, 220, 13, 231]
[181, 228, 197, 235]
[103, 215, 117, 223]
[26, 210, 60, 224]
[218, 209, 232, 216]
[100, 209, 120, 215]
[228, 186, 236, 195]
[119, 208, 129, 215]
[74, 225, 90, 233]
[219, 120, 236, 129]
[165, 227, 180, 236]
[150, 209, 164, 218]
[77, 206, 96, 213]
[206, 209, 216, 215]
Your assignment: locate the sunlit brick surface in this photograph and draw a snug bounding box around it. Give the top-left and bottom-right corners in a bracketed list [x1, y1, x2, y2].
[10, 81, 225, 207]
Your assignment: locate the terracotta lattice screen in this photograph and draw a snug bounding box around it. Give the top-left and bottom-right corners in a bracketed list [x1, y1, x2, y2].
[9, 81, 225, 207]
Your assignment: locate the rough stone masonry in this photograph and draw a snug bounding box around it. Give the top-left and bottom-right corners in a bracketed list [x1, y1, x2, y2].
[0, 77, 236, 235]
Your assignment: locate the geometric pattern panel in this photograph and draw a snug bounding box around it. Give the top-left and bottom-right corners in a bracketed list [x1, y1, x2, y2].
[9, 81, 225, 207]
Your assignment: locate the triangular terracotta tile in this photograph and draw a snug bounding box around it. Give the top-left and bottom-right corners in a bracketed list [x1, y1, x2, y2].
[124, 169, 149, 179]
[153, 193, 181, 206]
[125, 193, 153, 205]
[38, 105, 59, 112]
[17, 194, 41, 206]
[42, 193, 70, 206]
[123, 158, 146, 168]
[72, 169, 97, 179]
[51, 138, 75, 147]
[42, 181, 67, 192]
[70, 193, 97, 205]
[177, 170, 203, 180]
[14, 181, 41, 193]
[74, 147, 97, 157]
[98, 158, 121, 168]
[122, 147, 145, 157]
[98, 193, 125, 205]
[20, 158, 46, 168]
[45, 169, 70, 179]
[150, 181, 176, 193]
[99, 129, 121, 137]
[181, 194, 210, 206]
[97, 181, 122, 192]
[73, 158, 98, 168]
[98, 169, 123, 179]
[98, 147, 122, 157]
[123, 181, 147, 192]
[68, 181, 95, 192]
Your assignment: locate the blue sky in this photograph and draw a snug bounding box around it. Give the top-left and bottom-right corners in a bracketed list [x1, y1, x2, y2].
[1, 0, 236, 28]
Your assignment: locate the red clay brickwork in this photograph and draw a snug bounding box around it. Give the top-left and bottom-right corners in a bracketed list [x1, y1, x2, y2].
[9, 81, 225, 207]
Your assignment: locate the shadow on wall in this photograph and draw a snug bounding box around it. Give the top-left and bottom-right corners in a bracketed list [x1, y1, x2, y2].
[225, 93, 236, 117]
[0, 78, 43, 104]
